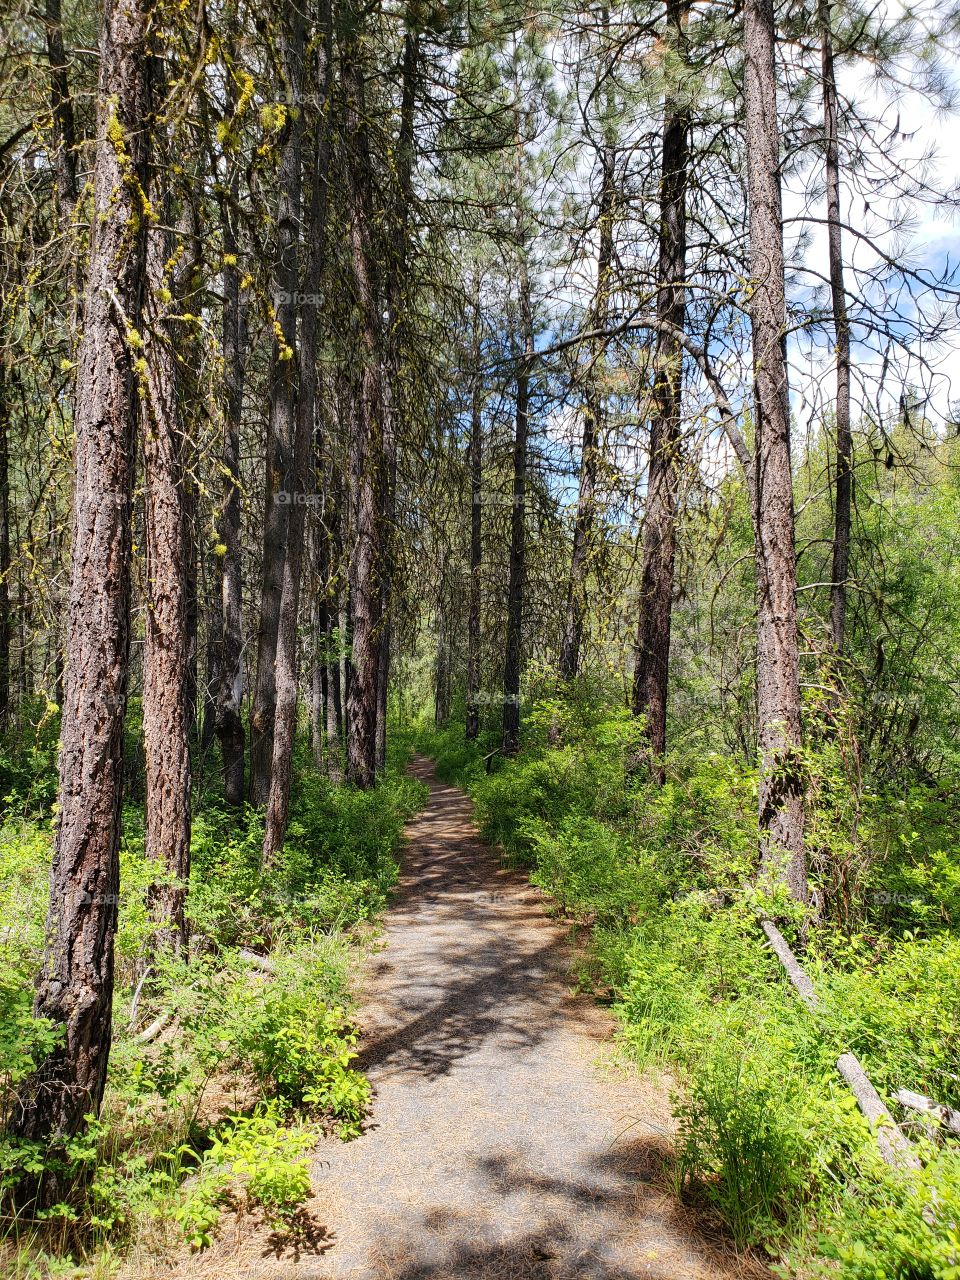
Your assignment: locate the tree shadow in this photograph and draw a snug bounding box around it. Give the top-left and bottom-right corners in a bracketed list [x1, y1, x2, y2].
[349, 1140, 773, 1280]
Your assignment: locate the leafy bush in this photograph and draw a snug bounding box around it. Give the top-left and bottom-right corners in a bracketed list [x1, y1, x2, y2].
[0, 739, 422, 1266]
[176, 1103, 317, 1247]
[422, 682, 960, 1274]
[675, 1040, 809, 1246]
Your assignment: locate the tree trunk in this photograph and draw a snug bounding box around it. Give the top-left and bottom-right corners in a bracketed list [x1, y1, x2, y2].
[559, 48, 616, 684]
[819, 0, 852, 656]
[434, 591, 448, 727]
[249, 7, 305, 805]
[326, 588, 344, 782]
[0, 363, 10, 734]
[311, 584, 326, 764]
[744, 0, 807, 902]
[631, 0, 689, 782]
[141, 191, 191, 953]
[43, 0, 78, 218]
[12, 0, 151, 1149]
[263, 7, 333, 863]
[501, 261, 532, 757]
[465, 313, 483, 741]
[343, 35, 386, 790]
[214, 183, 246, 805]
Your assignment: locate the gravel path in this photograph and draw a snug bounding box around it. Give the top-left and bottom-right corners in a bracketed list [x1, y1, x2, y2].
[302, 757, 766, 1280]
[170, 755, 769, 1280]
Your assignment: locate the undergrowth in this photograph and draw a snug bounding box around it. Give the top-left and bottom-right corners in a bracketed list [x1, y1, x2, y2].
[0, 726, 426, 1274]
[418, 676, 960, 1278]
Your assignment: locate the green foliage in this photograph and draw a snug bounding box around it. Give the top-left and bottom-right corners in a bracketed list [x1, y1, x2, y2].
[675, 1040, 809, 1246]
[801, 1144, 960, 1280]
[0, 702, 61, 819]
[0, 742, 422, 1265]
[175, 1104, 317, 1247]
[527, 814, 659, 925]
[425, 681, 960, 1275]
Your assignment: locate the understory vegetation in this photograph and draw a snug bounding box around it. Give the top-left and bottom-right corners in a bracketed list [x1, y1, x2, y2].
[418, 668, 960, 1276]
[0, 727, 425, 1273]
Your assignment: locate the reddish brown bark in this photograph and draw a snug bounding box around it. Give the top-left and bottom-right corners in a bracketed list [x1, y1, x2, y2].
[631, 0, 689, 782]
[12, 0, 152, 1147]
[744, 0, 807, 902]
[141, 201, 191, 951]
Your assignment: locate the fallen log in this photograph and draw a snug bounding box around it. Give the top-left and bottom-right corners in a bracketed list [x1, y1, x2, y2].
[238, 947, 276, 974]
[894, 1088, 960, 1137]
[761, 919, 920, 1172]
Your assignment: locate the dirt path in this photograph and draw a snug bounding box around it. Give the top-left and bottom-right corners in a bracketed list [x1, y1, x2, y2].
[181, 756, 769, 1279]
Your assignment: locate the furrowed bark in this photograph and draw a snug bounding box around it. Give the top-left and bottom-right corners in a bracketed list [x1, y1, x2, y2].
[631, 0, 689, 781]
[141, 187, 191, 953]
[12, 0, 152, 1151]
[249, 6, 305, 805]
[263, 2, 333, 863]
[744, 0, 807, 902]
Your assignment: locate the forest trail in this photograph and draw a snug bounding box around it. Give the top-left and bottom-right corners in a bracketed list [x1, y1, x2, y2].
[180, 756, 770, 1280]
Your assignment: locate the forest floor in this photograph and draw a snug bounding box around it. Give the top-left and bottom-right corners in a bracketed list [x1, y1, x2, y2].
[161, 756, 772, 1280]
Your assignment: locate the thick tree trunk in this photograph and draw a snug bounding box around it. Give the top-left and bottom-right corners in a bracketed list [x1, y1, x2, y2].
[744, 0, 807, 902]
[501, 263, 532, 757]
[819, 0, 852, 656]
[214, 187, 246, 805]
[344, 38, 386, 790]
[465, 324, 483, 741]
[631, 0, 689, 782]
[141, 195, 191, 952]
[12, 0, 151, 1148]
[249, 8, 305, 805]
[263, 10, 332, 863]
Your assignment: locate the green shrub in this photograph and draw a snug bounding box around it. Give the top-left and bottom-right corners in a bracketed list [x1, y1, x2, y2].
[675, 1039, 810, 1246]
[527, 813, 662, 925]
[175, 1103, 317, 1247]
[801, 1144, 960, 1279]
